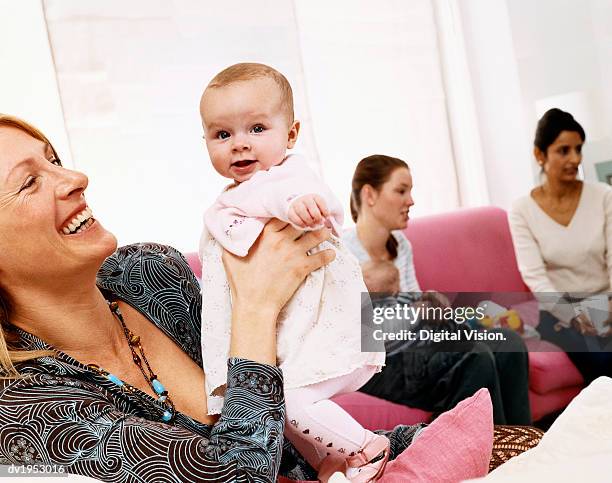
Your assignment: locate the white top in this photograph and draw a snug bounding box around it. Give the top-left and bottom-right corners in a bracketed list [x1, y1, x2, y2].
[343, 228, 421, 293]
[508, 181, 612, 323]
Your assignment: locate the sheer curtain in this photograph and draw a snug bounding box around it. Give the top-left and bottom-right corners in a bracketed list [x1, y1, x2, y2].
[432, 0, 489, 207]
[294, 0, 459, 221]
[41, 0, 459, 251]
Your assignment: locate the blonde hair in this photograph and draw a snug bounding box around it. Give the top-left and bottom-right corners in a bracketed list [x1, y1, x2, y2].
[0, 114, 58, 378]
[204, 62, 295, 124]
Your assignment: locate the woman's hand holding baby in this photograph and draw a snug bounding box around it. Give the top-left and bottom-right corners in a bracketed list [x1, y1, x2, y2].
[223, 218, 335, 364]
[288, 194, 330, 229]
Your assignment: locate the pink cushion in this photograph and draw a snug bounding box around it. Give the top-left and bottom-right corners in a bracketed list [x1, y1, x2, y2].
[332, 392, 432, 431]
[527, 350, 583, 394]
[529, 352, 584, 395]
[380, 388, 493, 483]
[279, 390, 492, 483]
[404, 206, 529, 292]
[184, 252, 202, 279]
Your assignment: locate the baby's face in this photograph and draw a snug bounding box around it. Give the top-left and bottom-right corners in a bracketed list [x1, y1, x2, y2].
[200, 77, 299, 183]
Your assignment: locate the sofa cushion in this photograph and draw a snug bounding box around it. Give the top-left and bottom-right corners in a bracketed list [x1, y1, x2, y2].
[528, 385, 583, 422]
[404, 207, 529, 293]
[527, 350, 583, 395]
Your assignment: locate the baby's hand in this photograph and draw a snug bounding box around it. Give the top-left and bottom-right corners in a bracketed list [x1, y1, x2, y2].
[288, 194, 330, 229]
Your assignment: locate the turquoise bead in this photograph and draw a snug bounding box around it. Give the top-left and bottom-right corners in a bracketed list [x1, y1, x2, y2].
[162, 410, 172, 422]
[151, 378, 165, 395]
[107, 373, 124, 387]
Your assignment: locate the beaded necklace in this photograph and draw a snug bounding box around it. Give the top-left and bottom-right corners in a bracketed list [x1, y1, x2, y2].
[87, 300, 175, 422]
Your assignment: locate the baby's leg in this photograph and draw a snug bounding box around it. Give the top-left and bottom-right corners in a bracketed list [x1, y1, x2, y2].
[284, 367, 384, 470]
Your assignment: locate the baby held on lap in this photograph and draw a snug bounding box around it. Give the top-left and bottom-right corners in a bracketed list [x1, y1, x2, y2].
[197, 63, 388, 482]
[361, 260, 400, 295]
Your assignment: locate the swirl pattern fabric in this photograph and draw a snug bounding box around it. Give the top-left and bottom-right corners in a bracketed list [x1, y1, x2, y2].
[0, 243, 421, 482]
[0, 243, 285, 482]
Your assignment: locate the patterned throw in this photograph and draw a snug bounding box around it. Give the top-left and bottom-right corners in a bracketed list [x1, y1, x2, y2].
[489, 425, 545, 472]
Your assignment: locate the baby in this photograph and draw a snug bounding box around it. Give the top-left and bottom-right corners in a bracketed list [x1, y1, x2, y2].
[360, 260, 401, 295]
[198, 63, 387, 482]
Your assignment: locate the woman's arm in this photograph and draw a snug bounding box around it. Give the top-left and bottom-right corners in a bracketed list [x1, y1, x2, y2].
[508, 204, 577, 326]
[508, 204, 556, 293]
[393, 232, 421, 294]
[0, 361, 282, 483]
[604, 188, 612, 291]
[601, 188, 612, 335]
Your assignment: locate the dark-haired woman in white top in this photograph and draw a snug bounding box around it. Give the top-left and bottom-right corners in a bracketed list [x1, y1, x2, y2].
[509, 108, 612, 383]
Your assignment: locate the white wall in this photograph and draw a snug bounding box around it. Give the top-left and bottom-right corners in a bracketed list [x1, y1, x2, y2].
[592, 0, 612, 161]
[40, 0, 456, 252]
[42, 0, 321, 253]
[459, 0, 612, 207]
[11, 1, 604, 251]
[507, 0, 612, 182]
[0, 0, 71, 164]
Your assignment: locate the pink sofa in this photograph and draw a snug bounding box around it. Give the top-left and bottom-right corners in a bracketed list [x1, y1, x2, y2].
[184, 205, 582, 429]
[404, 206, 583, 421]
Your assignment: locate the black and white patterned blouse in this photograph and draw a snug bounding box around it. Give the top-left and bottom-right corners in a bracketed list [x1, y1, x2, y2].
[0, 243, 421, 482]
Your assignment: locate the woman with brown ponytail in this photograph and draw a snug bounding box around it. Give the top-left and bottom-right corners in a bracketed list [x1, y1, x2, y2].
[344, 155, 532, 425]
